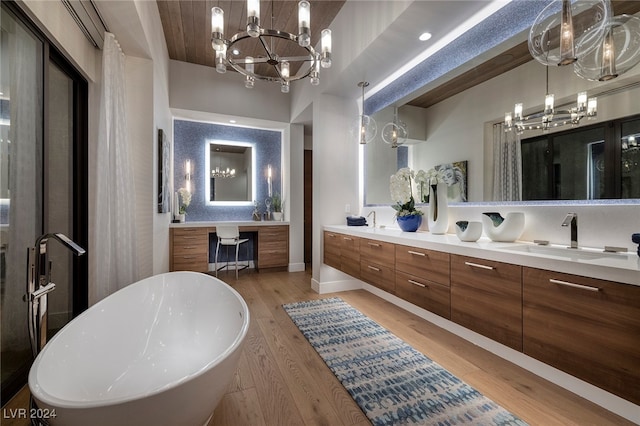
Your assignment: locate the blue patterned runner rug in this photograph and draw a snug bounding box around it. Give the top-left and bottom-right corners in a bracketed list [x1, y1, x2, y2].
[283, 297, 528, 426]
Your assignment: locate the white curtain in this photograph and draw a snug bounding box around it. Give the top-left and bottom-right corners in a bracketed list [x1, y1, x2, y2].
[493, 123, 522, 201]
[93, 33, 137, 303]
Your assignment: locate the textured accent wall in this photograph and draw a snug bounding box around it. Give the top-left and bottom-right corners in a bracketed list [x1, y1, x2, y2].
[173, 119, 282, 222]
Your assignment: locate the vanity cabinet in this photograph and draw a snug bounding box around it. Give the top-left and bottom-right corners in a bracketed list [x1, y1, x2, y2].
[523, 267, 640, 405]
[257, 226, 289, 269]
[360, 238, 396, 294]
[450, 255, 523, 351]
[170, 227, 209, 272]
[322, 231, 360, 278]
[395, 245, 450, 319]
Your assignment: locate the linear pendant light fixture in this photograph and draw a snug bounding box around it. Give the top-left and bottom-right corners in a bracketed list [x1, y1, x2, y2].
[211, 0, 332, 93]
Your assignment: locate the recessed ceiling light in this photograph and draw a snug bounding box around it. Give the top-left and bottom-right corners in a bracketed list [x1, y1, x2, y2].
[418, 32, 432, 41]
[231, 48, 240, 56]
[229, 119, 237, 124]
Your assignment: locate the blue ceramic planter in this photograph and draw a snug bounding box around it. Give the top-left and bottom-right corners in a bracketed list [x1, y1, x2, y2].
[397, 214, 422, 232]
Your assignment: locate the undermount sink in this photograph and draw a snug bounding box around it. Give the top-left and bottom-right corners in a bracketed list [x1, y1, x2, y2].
[502, 244, 629, 261]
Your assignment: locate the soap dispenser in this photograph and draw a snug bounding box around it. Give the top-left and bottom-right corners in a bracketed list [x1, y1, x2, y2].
[633, 233, 640, 257]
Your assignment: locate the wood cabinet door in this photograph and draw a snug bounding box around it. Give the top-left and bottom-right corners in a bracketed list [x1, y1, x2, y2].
[450, 255, 523, 351]
[395, 271, 450, 319]
[258, 226, 289, 268]
[340, 234, 360, 278]
[360, 260, 395, 294]
[360, 238, 395, 266]
[395, 244, 450, 286]
[323, 231, 341, 270]
[523, 267, 640, 405]
[171, 228, 209, 272]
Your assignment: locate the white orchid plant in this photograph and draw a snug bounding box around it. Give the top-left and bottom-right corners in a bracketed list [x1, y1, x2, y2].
[178, 187, 192, 214]
[390, 168, 424, 217]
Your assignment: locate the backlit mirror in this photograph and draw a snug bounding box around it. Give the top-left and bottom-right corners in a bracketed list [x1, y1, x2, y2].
[205, 141, 255, 204]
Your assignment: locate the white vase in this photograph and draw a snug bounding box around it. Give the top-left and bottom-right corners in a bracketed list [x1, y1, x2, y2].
[272, 212, 283, 221]
[427, 182, 449, 234]
[175, 213, 185, 223]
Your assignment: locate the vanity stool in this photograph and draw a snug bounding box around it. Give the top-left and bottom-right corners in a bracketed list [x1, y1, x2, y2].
[215, 225, 249, 279]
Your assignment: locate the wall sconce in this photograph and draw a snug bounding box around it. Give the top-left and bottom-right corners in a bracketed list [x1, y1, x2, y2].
[267, 165, 273, 197]
[185, 160, 192, 193]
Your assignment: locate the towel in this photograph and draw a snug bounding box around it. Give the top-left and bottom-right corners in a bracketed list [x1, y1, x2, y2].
[346, 216, 368, 226]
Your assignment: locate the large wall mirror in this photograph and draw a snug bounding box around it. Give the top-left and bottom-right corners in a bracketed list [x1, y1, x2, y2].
[205, 141, 255, 204]
[363, 2, 640, 206]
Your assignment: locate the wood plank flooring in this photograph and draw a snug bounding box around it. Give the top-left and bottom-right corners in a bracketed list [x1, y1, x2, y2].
[2, 269, 634, 425]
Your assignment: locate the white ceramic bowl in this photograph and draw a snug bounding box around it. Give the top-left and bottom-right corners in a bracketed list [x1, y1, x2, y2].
[455, 221, 483, 242]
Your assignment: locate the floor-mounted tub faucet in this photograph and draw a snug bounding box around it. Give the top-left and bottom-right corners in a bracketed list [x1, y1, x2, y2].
[27, 233, 85, 358]
[561, 213, 578, 249]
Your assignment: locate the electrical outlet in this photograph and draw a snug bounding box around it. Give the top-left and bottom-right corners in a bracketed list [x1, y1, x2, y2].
[345, 204, 351, 213]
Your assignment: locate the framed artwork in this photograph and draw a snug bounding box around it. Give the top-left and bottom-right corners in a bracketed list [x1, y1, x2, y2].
[157, 129, 171, 213]
[435, 160, 468, 202]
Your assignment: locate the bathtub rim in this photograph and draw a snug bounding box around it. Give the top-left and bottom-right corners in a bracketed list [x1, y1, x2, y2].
[28, 271, 250, 410]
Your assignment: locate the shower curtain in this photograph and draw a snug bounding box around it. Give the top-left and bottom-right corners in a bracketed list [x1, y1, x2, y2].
[493, 123, 522, 201]
[93, 33, 137, 303]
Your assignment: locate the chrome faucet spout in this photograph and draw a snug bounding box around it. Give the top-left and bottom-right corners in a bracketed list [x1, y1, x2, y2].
[367, 211, 376, 228]
[561, 213, 578, 249]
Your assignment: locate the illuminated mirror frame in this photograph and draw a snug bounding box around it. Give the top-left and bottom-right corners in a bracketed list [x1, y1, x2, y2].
[205, 139, 256, 206]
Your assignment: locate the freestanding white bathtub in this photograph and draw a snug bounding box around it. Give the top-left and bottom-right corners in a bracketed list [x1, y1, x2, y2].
[29, 271, 250, 426]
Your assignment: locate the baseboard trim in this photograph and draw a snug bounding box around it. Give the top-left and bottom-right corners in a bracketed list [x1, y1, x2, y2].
[311, 278, 363, 294]
[288, 262, 306, 272]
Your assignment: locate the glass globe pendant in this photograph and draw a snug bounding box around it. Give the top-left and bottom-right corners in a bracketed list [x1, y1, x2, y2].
[382, 107, 407, 148]
[574, 14, 640, 81]
[528, 0, 609, 67]
[356, 82, 377, 144]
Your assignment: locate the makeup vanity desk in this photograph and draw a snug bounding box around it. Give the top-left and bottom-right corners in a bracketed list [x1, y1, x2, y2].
[169, 221, 289, 272]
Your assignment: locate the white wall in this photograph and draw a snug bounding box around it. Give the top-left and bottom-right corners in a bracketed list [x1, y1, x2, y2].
[288, 124, 305, 272]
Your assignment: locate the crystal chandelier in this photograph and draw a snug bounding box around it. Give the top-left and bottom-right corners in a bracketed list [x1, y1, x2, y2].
[211, 1, 332, 93]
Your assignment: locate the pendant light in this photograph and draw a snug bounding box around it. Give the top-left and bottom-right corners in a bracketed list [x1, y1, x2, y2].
[381, 107, 408, 148]
[357, 82, 377, 145]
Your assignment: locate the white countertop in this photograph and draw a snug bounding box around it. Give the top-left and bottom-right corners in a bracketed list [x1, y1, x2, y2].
[170, 221, 289, 228]
[325, 225, 640, 287]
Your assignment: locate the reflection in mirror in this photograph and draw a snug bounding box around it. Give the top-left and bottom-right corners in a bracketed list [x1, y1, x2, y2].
[205, 141, 254, 204]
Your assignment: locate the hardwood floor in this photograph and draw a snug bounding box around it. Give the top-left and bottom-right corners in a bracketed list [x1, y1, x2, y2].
[3, 269, 633, 425]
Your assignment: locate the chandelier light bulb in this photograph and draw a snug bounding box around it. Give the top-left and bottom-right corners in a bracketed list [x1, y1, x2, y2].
[211, 7, 225, 51]
[298, 1, 311, 47]
[558, 0, 576, 65]
[544, 94, 555, 115]
[514, 103, 523, 121]
[216, 45, 227, 74]
[321, 29, 332, 68]
[281, 81, 290, 93]
[281, 61, 290, 79]
[247, 0, 260, 37]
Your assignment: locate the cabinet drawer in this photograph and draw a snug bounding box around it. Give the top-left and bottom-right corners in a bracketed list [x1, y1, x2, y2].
[395, 245, 450, 286]
[323, 231, 341, 269]
[523, 267, 640, 404]
[360, 238, 395, 266]
[396, 271, 450, 319]
[340, 235, 360, 261]
[360, 261, 395, 294]
[172, 253, 209, 272]
[258, 248, 288, 268]
[173, 227, 208, 239]
[259, 226, 288, 240]
[450, 255, 522, 351]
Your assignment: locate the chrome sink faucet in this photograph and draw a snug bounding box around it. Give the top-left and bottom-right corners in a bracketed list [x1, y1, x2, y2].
[367, 211, 376, 228]
[561, 213, 578, 249]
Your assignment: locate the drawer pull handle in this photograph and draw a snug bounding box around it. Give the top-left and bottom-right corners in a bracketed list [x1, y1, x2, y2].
[181, 236, 199, 240]
[464, 261, 494, 270]
[407, 250, 426, 257]
[408, 279, 426, 288]
[181, 256, 197, 259]
[328, 234, 336, 238]
[550, 279, 600, 292]
[343, 237, 353, 241]
[367, 265, 381, 272]
[367, 242, 381, 247]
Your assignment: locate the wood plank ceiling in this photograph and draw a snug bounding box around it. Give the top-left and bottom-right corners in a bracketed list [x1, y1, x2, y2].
[157, 0, 640, 108]
[157, 0, 345, 77]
